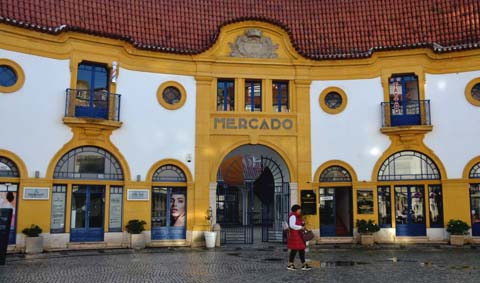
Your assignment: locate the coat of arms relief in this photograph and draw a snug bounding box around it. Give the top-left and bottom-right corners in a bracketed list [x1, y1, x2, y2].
[229, 29, 279, 59]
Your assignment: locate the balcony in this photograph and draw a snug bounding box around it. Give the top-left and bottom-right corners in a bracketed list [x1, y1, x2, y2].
[65, 88, 121, 121]
[381, 100, 430, 128]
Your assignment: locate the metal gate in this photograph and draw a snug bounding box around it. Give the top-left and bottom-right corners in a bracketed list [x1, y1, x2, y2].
[217, 155, 289, 244]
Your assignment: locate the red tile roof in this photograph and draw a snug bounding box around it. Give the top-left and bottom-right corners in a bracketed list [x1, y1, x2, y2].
[1, 0, 479, 59]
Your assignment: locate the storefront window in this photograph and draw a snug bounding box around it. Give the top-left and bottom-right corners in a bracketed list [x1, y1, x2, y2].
[152, 187, 186, 240]
[109, 186, 123, 232]
[0, 182, 18, 244]
[357, 190, 374, 214]
[51, 185, 67, 233]
[428, 185, 443, 227]
[378, 186, 391, 227]
[471, 184, 480, 228]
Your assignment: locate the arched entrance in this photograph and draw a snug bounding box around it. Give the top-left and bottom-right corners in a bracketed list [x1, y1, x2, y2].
[216, 145, 290, 244]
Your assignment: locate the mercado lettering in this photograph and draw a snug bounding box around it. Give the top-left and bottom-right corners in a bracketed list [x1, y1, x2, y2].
[213, 117, 294, 130]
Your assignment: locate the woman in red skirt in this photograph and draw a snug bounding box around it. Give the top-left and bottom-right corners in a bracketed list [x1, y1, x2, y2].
[287, 204, 311, 271]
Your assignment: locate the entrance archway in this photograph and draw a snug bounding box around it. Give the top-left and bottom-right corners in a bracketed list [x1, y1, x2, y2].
[216, 145, 290, 244]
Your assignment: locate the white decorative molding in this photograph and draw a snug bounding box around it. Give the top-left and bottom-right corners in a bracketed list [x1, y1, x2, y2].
[209, 182, 217, 223]
[290, 182, 298, 207]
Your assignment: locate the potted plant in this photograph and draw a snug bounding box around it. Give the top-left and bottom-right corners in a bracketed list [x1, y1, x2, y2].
[356, 219, 380, 246]
[446, 219, 470, 246]
[126, 219, 147, 250]
[204, 207, 216, 248]
[22, 224, 43, 254]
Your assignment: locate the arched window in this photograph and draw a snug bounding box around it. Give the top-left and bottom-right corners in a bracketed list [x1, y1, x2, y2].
[470, 162, 480, 178]
[319, 166, 352, 182]
[152, 165, 186, 182]
[378, 151, 440, 181]
[0, 156, 19, 177]
[53, 146, 123, 180]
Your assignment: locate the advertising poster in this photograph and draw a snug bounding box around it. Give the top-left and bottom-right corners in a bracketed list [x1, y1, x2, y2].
[357, 190, 374, 214]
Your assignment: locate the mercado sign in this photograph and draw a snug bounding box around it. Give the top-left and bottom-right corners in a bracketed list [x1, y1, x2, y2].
[213, 117, 294, 130]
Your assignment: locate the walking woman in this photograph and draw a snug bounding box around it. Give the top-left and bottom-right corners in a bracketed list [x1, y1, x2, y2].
[287, 204, 311, 271]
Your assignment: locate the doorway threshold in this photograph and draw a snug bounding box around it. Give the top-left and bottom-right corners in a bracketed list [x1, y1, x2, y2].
[316, 237, 355, 244]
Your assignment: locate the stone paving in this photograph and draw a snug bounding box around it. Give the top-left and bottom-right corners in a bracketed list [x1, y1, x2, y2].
[1, 244, 480, 282]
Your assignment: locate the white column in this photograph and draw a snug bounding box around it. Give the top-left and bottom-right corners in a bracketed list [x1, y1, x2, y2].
[290, 182, 298, 207]
[209, 182, 217, 223]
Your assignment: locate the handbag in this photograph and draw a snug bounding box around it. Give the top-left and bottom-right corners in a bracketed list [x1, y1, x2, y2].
[302, 229, 315, 242]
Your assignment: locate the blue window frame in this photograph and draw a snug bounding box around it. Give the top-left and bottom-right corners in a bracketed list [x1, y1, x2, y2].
[377, 151, 440, 181]
[217, 79, 235, 111]
[272, 81, 289, 112]
[53, 146, 124, 180]
[378, 186, 392, 228]
[0, 65, 17, 87]
[75, 62, 109, 119]
[152, 165, 186, 182]
[151, 187, 187, 240]
[245, 80, 262, 112]
[388, 74, 420, 126]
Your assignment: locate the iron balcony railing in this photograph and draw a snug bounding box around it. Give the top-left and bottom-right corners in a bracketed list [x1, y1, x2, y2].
[65, 88, 121, 121]
[381, 100, 431, 127]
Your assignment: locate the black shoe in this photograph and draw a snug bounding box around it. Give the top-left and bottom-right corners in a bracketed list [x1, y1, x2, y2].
[302, 263, 312, 271]
[287, 264, 297, 271]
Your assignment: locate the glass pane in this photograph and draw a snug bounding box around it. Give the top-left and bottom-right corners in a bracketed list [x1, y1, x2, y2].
[89, 192, 104, 228]
[428, 185, 443, 226]
[272, 82, 288, 112]
[319, 188, 334, 225]
[0, 183, 17, 232]
[71, 192, 86, 229]
[357, 190, 374, 214]
[170, 188, 186, 227]
[389, 77, 403, 115]
[378, 187, 391, 226]
[51, 185, 66, 232]
[0, 65, 17, 87]
[472, 83, 480, 102]
[395, 186, 408, 224]
[152, 188, 168, 227]
[411, 187, 425, 224]
[109, 187, 123, 231]
[470, 184, 480, 226]
[245, 80, 262, 112]
[325, 92, 342, 109]
[76, 153, 105, 174]
[217, 80, 235, 111]
[163, 86, 182, 105]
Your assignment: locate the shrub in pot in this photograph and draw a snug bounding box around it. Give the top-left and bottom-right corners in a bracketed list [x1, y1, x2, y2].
[356, 219, 380, 246]
[22, 224, 43, 254]
[126, 219, 147, 250]
[446, 219, 470, 246]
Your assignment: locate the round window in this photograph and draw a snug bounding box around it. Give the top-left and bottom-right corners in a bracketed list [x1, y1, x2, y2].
[324, 92, 343, 109]
[471, 83, 480, 102]
[157, 81, 187, 110]
[0, 65, 18, 87]
[162, 86, 182, 105]
[319, 87, 348, 114]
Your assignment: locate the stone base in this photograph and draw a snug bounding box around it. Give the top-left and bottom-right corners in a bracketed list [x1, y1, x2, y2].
[360, 234, 375, 246]
[450, 235, 465, 246]
[25, 237, 43, 254]
[130, 233, 146, 250]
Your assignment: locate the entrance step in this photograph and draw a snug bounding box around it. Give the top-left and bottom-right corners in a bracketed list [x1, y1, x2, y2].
[394, 236, 429, 243]
[67, 242, 107, 250]
[316, 237, 356, 244]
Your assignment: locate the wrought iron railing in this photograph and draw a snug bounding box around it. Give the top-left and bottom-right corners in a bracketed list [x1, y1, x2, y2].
[65, 88, 121, 121]
[381, 100, 431, 127]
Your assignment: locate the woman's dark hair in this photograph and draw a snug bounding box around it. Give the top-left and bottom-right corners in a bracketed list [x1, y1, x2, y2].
[291, 204, 301, 212]
[6, 192, 14, 202]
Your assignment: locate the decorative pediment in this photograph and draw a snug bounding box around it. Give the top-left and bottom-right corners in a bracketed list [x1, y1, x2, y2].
[229, 29, 279, 59]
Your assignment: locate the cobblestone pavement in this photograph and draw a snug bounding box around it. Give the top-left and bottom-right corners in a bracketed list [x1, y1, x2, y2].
[1, 245, 480, 283]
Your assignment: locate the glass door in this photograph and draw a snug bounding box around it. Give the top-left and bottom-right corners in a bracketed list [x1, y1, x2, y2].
[151, 187, 186, 240]
[70, 185, 105, 242]
[394, 186, 426, 236]
[470, 184, 480, 236]
[390, 75, 420, 126]
[319, 188, 336, 236]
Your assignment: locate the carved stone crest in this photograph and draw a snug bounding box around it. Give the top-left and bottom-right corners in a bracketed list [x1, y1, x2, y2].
[229, 29, 279, 59]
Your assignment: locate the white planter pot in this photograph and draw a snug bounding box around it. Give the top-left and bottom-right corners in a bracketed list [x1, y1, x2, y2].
[360, 234, 375, 246]
[204, 231, 217, 248]
[450, 235, 465, 246]
[25, 236, 43, 254]
[130, 233, 146, 250]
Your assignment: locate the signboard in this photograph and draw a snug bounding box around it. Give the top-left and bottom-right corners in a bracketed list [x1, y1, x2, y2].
[357, 190, 374, 214]
[109, 190, 123, 230]
[301, 190, 316, 215]
[127, 189, 149, 201]
[23, 187, 50, 200]
[320, 196, 333, 201]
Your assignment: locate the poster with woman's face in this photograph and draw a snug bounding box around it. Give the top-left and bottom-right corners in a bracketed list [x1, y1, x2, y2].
[170, 190, 186, 227]
[0, 183, 17, 228]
